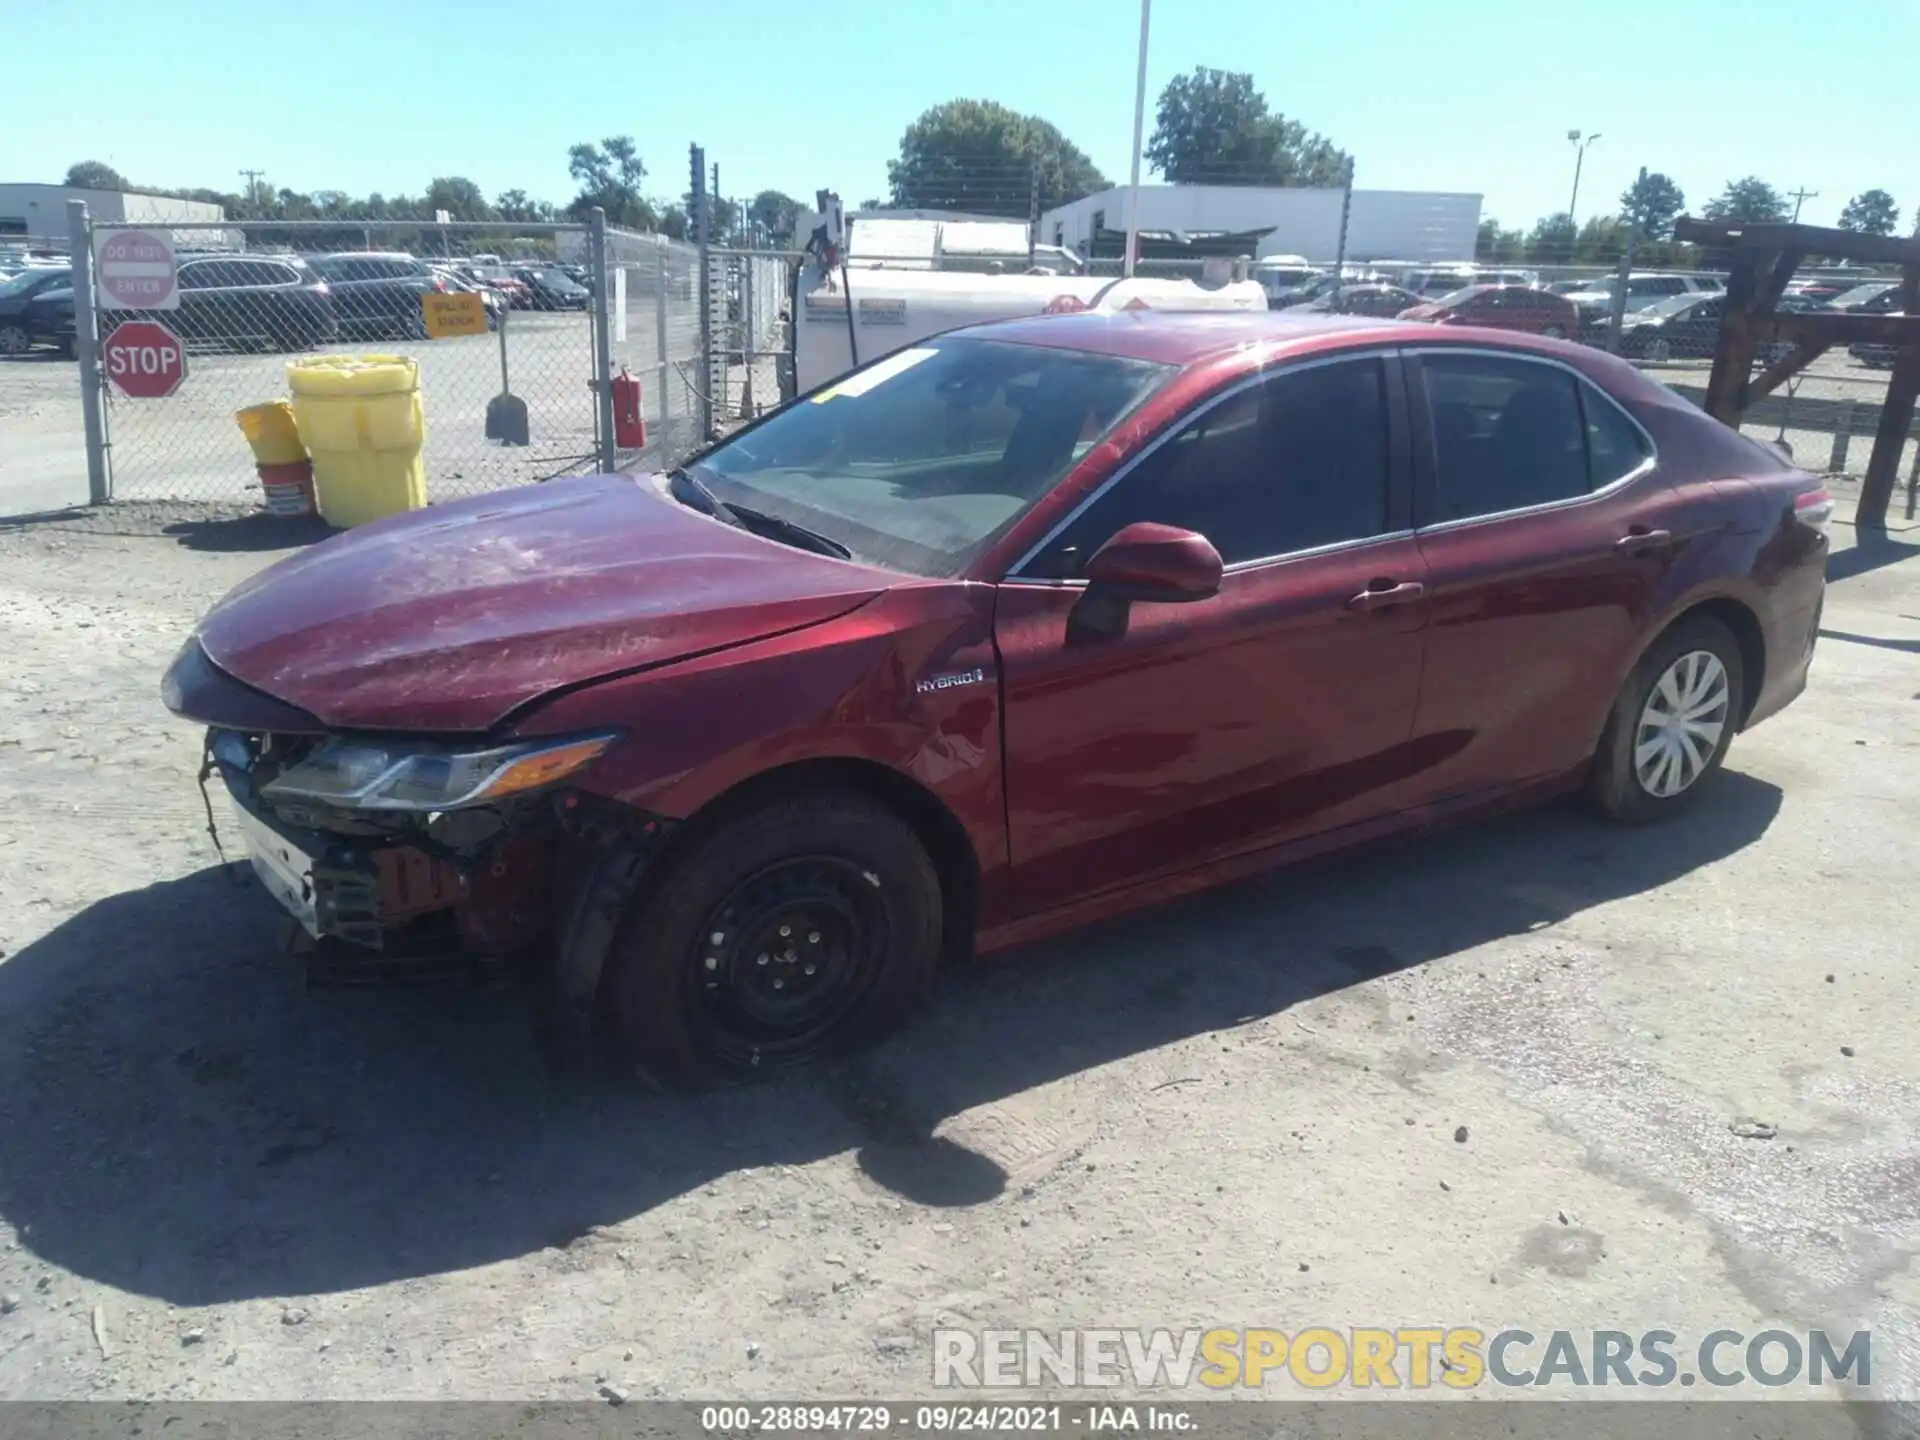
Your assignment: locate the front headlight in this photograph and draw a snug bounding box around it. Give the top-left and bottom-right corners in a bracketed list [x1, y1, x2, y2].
[261, 732, 617, 812]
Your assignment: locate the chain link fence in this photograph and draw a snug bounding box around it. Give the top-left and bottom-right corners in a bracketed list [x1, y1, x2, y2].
[605, 224, 704, 469]
[85, 219, 609, 505]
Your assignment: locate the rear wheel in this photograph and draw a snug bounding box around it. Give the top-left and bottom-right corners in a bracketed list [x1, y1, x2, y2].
[0, 323, 31, 356]
[1591, 616, 1745, 823]
[605, 793, 943, 1089]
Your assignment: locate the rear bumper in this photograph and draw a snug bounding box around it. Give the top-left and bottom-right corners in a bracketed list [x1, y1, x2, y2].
[1747, 593, 1822, 731]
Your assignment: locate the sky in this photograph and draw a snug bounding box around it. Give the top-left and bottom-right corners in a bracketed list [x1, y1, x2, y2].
[4, 0, 1917, 235]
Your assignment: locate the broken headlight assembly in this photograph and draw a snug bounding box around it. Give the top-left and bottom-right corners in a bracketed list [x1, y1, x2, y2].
[259, 732, 619, 813]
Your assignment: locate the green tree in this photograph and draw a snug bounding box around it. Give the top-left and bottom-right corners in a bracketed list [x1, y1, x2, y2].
[1526, 212, 1578, 263]
[887, 99, 1106, 217]
[64, 160, 129, 190]
[424, 176, 493, 221]
[747, 189, 801, 243]
[493, 189, 555, 224]
[1702, 177, 1789, 224]
[1145, 67, 1348, 187]
[1837, 188, 1900, 237]
[1574, 215, 1630, 265]
[1476, 217, 1525, 263]
[567, 136, 653, 228]
[1619, 172, 1686, 240]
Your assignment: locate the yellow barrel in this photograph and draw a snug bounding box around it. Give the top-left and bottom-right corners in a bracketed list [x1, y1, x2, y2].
[286, 355, 427, 527]
[235, 400, 308, 467]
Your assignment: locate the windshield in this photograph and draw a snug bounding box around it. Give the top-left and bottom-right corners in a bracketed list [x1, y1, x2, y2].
[1643, 293, 1704, 317]
[0, 268, 67, 299]
[692, 337, 1174, 577]
[1831, 283, 1894, 307]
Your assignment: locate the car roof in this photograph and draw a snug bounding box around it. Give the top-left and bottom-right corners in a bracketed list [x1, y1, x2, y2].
[953, 308, 1450, 366]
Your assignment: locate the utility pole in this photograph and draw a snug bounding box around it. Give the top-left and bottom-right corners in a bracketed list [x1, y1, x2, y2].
[1788, 187, 1819, 223]
[1122, 0, 1151, 278]
[238, 168, 265, 217]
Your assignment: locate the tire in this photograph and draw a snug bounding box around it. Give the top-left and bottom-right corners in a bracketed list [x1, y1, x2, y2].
[605, 792, 943, 1089]
[1645, 337, 1673, 364]
[0, 323, 30, 357]
[1590, 615, 1745, 824]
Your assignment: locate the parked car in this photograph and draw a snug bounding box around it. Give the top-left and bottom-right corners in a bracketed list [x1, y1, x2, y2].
[162, 309, 1828, 1087]
[1397, 284, 1582, 338]
[304, 252, 447, 339]
[1616, 292, 1816, 364]
[0, 266, 74, 355]
[478, 270, 535, 309]
[155, 255, 340, 351]
[512, 265, 592, 311]
[1285, 283, 1425, 318]
[1849, 327, 1902, 368]
[1559, 273, 1721, 324]
[17, 286, 77, 357]
[1823, 282, 1901, 314]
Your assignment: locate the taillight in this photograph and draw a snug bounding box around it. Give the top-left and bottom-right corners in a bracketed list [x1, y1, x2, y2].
[1795, 486, 1833, 539]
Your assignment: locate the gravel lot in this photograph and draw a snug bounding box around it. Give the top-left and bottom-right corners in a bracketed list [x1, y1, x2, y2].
[0, 497, 1915, 1410]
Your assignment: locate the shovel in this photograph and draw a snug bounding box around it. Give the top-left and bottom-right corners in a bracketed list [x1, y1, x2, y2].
[484, 302, 530, 446]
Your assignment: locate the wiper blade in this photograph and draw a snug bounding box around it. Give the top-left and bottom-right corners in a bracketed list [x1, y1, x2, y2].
[667, 466, 742, 526]
[724, 503, 853, 560]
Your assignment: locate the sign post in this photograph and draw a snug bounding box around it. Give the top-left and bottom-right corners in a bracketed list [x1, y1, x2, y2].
[92, 229, 180, 311]
[103, 320, 187, 398]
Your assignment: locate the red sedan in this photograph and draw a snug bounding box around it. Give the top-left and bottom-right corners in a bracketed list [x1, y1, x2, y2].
[1399, 283, 1583, 340]
[163, 311, 1829, 1086]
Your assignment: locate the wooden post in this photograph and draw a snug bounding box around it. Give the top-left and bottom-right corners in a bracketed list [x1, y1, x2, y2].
[1703, 248, 1772, 425]
[1855, 263, 1920, 530]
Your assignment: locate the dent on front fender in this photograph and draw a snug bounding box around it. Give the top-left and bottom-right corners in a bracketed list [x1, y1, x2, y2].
[505, 583, 1009, 880]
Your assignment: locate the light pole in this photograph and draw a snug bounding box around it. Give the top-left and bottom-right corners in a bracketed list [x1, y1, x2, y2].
[1122, 0, 1151, 278]
[1566, 129, 1602, 225]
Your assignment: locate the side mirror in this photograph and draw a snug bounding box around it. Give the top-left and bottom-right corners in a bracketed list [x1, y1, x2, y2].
[1069, 523, 1221, 644]
[1083, 522, 1223, 602]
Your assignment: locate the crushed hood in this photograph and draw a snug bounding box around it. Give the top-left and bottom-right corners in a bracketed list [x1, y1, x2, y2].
[195, 473, 891, 732]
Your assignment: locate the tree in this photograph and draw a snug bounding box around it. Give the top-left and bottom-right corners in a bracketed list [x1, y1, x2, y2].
[1526, 212, 1578, 263]
[1145, 67, 1348, 188]
[1702, 177, 1789, 225]
[567, 136, 653, 228]
[1619, 172, 1686, 240]
[747, 189, 801, 244]
[1476, 218, 1525, 263]
[1574, 215, 1629, 265]
[887, 99, 1106, 217]
[424, 176, 492, 221]
[1837, 189, 1900, 237]
[64, 160, 129, 191]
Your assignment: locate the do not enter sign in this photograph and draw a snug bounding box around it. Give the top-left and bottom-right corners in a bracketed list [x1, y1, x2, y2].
[103, 320, 187, 399]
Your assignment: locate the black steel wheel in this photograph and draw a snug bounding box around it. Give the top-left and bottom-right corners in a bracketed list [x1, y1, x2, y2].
[605, 792, 943, 1088]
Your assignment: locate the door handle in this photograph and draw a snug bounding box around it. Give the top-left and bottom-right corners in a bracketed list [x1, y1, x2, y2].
[1348, 580, 1426, 611]
[1615, 527, 1673, 556]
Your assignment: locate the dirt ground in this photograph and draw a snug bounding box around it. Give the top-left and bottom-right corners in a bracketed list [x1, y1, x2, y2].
[0, 502, 1916, 1411]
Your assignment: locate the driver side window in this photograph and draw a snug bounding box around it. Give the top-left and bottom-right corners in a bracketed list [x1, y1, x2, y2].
[1023, 357, 1393, 578]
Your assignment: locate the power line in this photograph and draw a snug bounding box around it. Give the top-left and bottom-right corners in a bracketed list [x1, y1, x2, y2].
[1787, 187, 1818, 223]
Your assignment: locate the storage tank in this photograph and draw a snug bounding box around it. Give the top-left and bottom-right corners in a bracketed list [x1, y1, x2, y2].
[792, 265, 1266, 394]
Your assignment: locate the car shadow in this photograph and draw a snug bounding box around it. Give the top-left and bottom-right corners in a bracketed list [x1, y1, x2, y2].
[0, 771, 1781, 1305]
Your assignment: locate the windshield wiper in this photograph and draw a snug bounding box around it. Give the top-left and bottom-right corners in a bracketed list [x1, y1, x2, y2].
[723, 503, 853, 559]
[667, 467, 851, 559]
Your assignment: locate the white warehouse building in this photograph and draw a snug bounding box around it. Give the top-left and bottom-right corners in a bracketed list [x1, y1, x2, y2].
[1041, 185, 1481, 263]
[0, 184, 229, 249]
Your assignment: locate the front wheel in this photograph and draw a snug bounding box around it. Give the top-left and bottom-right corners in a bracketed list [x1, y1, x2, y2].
[1645, 337, 1673, 364]
[1591, 616, 1745, 824]
[605, 793, 943, 1089]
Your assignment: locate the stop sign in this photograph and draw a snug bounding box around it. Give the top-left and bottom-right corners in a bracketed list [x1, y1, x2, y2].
[103, 320, 187, 399]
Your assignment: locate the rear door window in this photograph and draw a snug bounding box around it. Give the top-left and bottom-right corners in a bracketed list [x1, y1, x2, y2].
[1419, 353, 1591, 522]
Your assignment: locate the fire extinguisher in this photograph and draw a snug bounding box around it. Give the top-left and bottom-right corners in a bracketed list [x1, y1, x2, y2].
[611, 368, 646, 450]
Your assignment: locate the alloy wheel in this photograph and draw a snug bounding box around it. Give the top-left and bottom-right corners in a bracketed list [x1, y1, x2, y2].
[1646, 338, 1673, 364]
[0, 324, 30, 356]
[1634, 649, 1730, 798]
